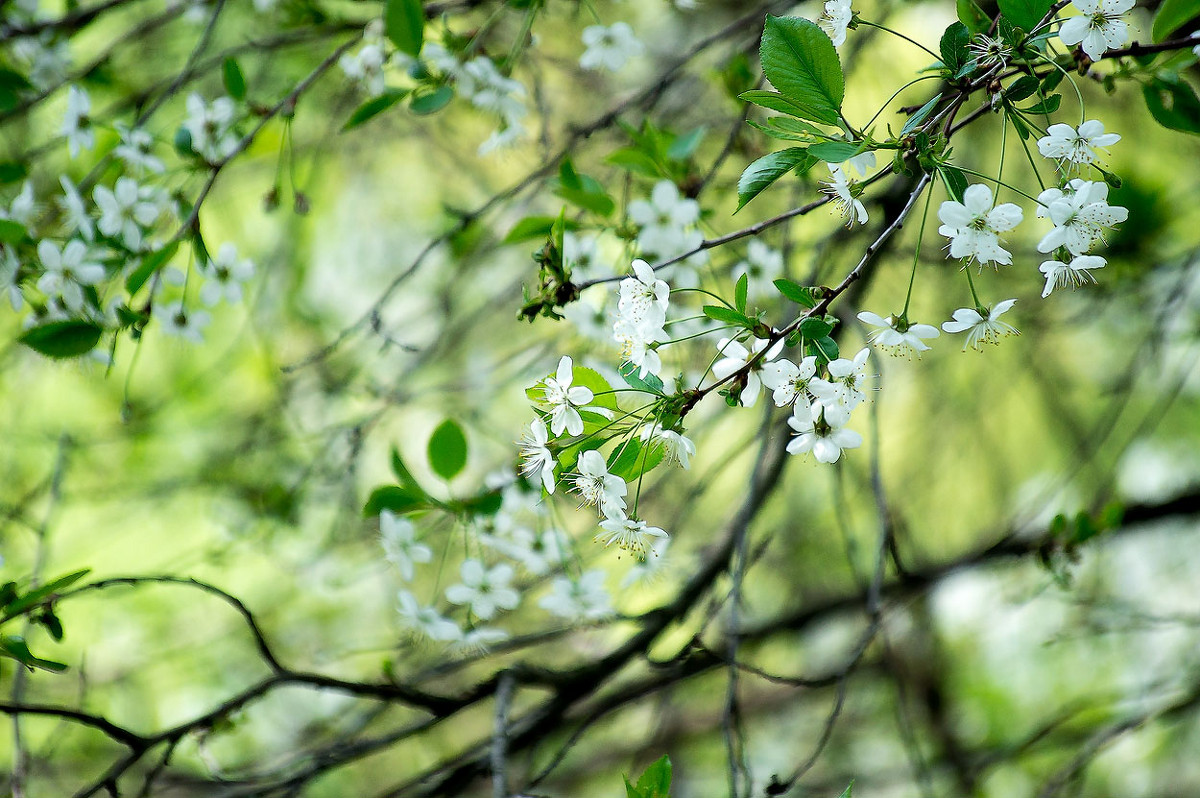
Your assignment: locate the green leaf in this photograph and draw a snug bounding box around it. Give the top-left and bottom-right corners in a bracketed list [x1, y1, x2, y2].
[364, 485, 427, 517]
[736, 147, 813, 211]
[222, 57, 246, 101]
[606, 147, 662, 177]
[0, 218, 27, 244]
[774, 278, 818, 308]
[625, 776, 645, 798]
[19, 321, 103, 359]
[607, 439, 665, 482]
[807, 335, 839, 365]
[125, 240, 180, 296]
[666, 126, 707, 160]
[734, 273, 749, 313]
[997, 0, 1052, 32]
[938, 165, 968, 202]
[703, 304, 754, 328]
[389, 446, 420, 490]
[385, 0, 425, 58]
[901, 95, 943, 137]
[837, 781, 854, 798]
[1143, 75, 1200, 135]
[940, 22, 971, 73]
[618, 361, 665, 395]
[956, 0, 991, 33]
[427, 419, 468, 481]
[2, 570, 90, 619]
[0, 161, 27, 184]
[410, 84, 453, 115]
[343, 90, 410, 131]
[0, 635, 67, 673]
[635, 755, 672, 798]
[760, 16, 845, 125]
[1152, 0, 1200, 42]
[1021, 94, 1061, 114]
[807, 140, 863, 162]
[739, 89, 828, 120]
[799, 317, 834, 338]
[1004, 75, 1040, 103]
[1041, 69, 1065, 92]
[503, 215, 580, 244]
[746, 118, 824, 142]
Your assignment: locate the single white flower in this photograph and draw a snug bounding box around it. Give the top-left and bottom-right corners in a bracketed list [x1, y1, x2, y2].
[595, 513, 669, 559]
[856, 311, 940, 357]
[57, 176, 94, 241]
[452, 626, 510, 655]
[518, 417, 557, 494]
[1035, 180, 1127, 255]
[396, 590, 461, 642]
[113, 125, 165, 174]
[1039, 255, 1106, 297]
[93, 177, 159, 250]
[35, 239, 104, 312]
[613, 312, 665, 380]
[379, 510, 432, 581]
[823, 163, 867, 225]
[617, 258, 669, 326]
[1036, 120, 1120, 166]
[628, 181, 704, 263]
[198, 241, 255, 306]
[158, 301, 211, 343]
[620, 536, 671, 587]
[0, 248, 24, 311]
[184, 93, 238, 162]
[760, 355, 818, 407]
[579, 22, 644, 72]
[563, 232, 601, 280]
[639, 423, 697, 469]
[809, 347, 872, 418]
[445, 559, 520, 620]
[539, 570, 613, 620]
[712, 335, 783, 408]
[1, 181, 37, 228]
[1058, 0, 1133, 61]
[61, 85, 93, 158]
[542, 355, 595, 437]
[460, 57, 526, 122]
[941, 299, 1019, 350]
[969, 33, 1013, 67]
[733, 239, 784, 300]
[819, 0, 853, 46]
[937, 183, 1024, 266]
[572, 449, 628, 518]
[787, 400, 862, 463]
[339, 42, 388, 96]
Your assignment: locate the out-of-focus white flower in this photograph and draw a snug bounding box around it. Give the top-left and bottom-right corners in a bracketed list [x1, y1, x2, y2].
[579, 22, 644, 72]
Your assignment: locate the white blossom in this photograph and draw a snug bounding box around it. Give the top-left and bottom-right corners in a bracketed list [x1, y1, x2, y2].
[0, 248, 24, 311]
[823, 163, 868, 226]
[856, 311, 940, 357]
[1035, 180, 1127, 255]
[1036, 120, 1120, 166]
[819, 0, 853, 46]
[628, 181, 704, 265]
[617, 259, 669, 327]
[595, 514, 669, 559]
[445, 559, 520, 620]
[787, 399, 862, 463]
[158, 301, 211, 343]
[1039, 255, 1106, 297]
[396, 589, 461, 642]
[518, 417, 557, 494]
[57, 176, 94, 241]
[184, 93, 238, 162]
[809, 347, 871, 418]
[1, 181, 37, 228]
[35, 239, 104, 312]
[734, 239, 784, 300]
[539, 570, 613, 620]
[941, 299, 1019, 350]
[580, 22, 644, 72]
[114, 125, 165, 174]
[94, 178, 159, 250]
[1058, 0, 1133, 61]
[62, 86, 93, 158]
[760, 355, 818, 407]
[542, 355, 596, 437]
[572, 449, 628, 518]
[198, 242, 255, 306]
[712, 336, 783, 408]
[379, 510, 432, 581]
[937, 184, 1024, 266]
[639, 423, 697, 470]
[339, 42, 388, 96]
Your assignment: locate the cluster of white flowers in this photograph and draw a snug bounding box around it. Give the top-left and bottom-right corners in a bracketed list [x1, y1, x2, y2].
[423, 43, 529, 156]
[338, 21, 393, 97]
[613, 259, 669, 379]
[629, 181, 707, 277]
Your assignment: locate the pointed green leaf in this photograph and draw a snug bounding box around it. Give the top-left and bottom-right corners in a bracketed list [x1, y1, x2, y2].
[774, 278, 817, 308]
[901, 94, 943, 136]
[428, 419, 468, 480]
[736, 147, 813, 211]
[703, 305, 754, 328]
[0, 635, 68, 673]
[957, 0, 991, 33]
[759, 16, 845, 125]
[807, 140, 863, 162]
[343, 90, 410, 131]
[938, 165, 968, 202]
[385, 0, 425, 58]
[739, 89, 828, 120]
[503, 215, 580, 244]
[0, 218, 27, 244]
[1143, 75, 1200, 135]
[1152, 0, 1200, 42]
[125, 240, 180, 296]
[19, 321, 103, 359]
[940, 22, 971, 73]
[619, 361, 665, 395]
[410, 84, 453, 115]
[636, 755, 672, 797]
[734, 273, 749, 313]
[997, 0, 1052, 33]
[222, 57, 246, 101]
[364, 485, 428, 517]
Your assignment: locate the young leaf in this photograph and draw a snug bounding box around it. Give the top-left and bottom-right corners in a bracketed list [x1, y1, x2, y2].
[0, 635, 68, 673]
[734, 273, 749, 313]
[607, 439, 665, 482]
[410, 85, 453, 115]
[739, 89, 825, 119]
[703, 305, 754, 328]
[1020, 94, 1061, 115]
[736, 147, 812, 211]
[390, 446, 420, 490]
[938, 165, 968, 202]
[19, 321, 103, 359]
[1143, 75, 1200, 135]
[503, 215, 580, 244]
[384, 0, 425, 58]
[619, 361, 665, 395]
[940, 22, 971, 74]
[363, 485, 427, 517]
[428, 419, 468, 480]
[343, 90, 410, 131]
[666, 126, 706, 160]
[635, 755, 672, 798]
[807, 140, 863, 162]
[773, 278, 817, 308]
[997, 0, 1053, 33]
[799, 317, 834, 339]
[807, 335, 839, 364]
[222, 57, 246, 101]
[1152, 0, 1200, 42]
[759, 16, 845, 126]
[125, 241, 180, 296]
[956, 0, 991, 33]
